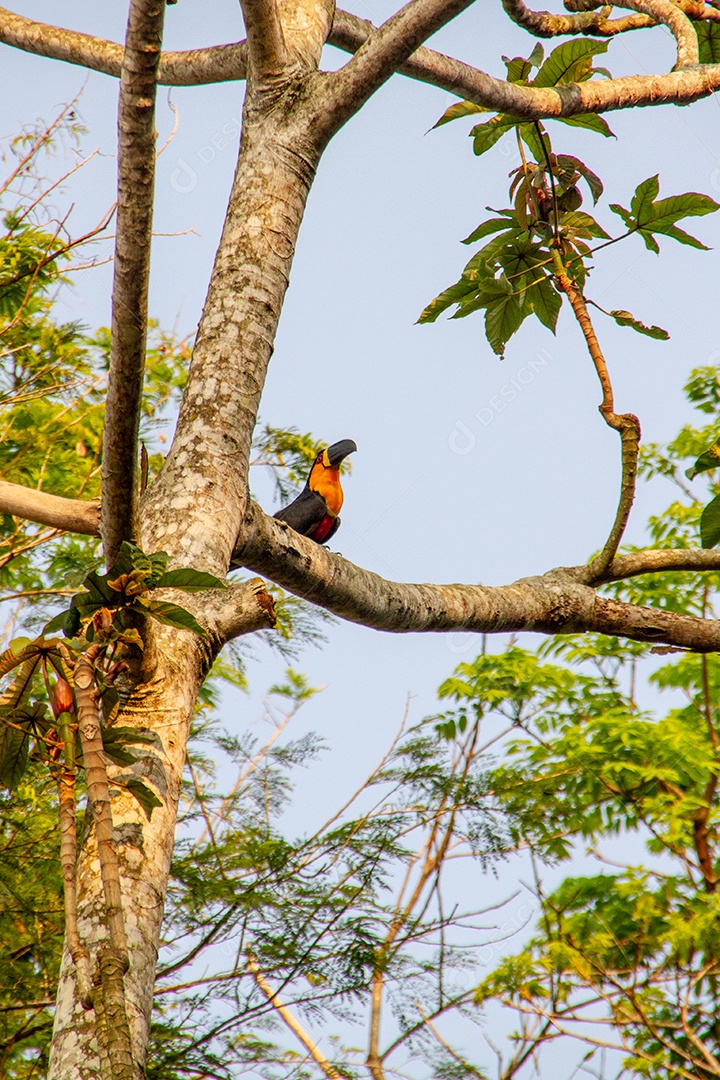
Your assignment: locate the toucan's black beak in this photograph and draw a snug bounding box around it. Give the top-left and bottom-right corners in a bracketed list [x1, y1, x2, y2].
[326, 439, 357, 466]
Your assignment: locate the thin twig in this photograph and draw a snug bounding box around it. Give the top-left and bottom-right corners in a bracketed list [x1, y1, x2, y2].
[247, 955, 343, 1079]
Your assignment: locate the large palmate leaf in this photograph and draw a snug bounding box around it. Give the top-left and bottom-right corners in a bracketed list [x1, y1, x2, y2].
[533, 39, 609, 88]
[611, 176, 720, 253]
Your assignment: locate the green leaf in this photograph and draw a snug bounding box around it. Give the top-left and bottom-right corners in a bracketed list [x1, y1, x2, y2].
[561, 211, 610, 240]
[686, 440, 720, 481]
[700, 492, 720, 548]
[696, 21, 720, 64]
[616, 178, 720, 252]
[485, 289, 525, 358]
[100, 685, 122, 726]
[530, 276, 562, 333]
[556, 155, 604, 204]
[518, 123, 551, 164]
[83, 570, 115, 605]
[43, 607, 82, 638]
[556, 113, 615, 138]
[136, 599, 207, 637]
[0, 722, 29, 790]
[0, 639, 40, 680]
[609, 202, 634, 231]
[471, 115, 524, 157]
[433, 100, 488, 129]
[608, 309, 670, 340]
[155, 568, 227, 592]
[0, 657, 40, 710]
[418, 279, 478, 323]
[462, 218, 515, 245]
[532, 40, 609, 88]
[631, 174, 660, 220]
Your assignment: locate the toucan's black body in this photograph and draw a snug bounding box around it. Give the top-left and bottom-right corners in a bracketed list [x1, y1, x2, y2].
[274, 439, 356, 544]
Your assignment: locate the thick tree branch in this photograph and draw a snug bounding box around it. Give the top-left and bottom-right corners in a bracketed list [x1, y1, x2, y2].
[101, 0, 165, 566]
[3, 6, 720, 117]
[240, 0, 287, 84]
[188, 579, 277, 646]
[325, 11, 720, 117]
[0, 7, 247, 84]
[501, 0, 720, 38]
[235, 502, 720, 651]
[316, 0, 478, 137]
[0, 480, 100, 536]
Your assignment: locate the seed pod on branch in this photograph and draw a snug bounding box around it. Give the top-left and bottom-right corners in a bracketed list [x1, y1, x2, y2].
[52, 677, 75, 717]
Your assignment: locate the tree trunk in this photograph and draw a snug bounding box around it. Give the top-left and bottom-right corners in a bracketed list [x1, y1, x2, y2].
[48, 42, 329, 1078]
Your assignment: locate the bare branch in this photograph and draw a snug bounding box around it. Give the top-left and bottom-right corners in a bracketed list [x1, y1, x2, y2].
[236, 502, 720, 651]
[594, 548, 720, 583]
[241, 0, 287, 83]
[501, 0, 720, 39]
[0, 479, 100, 536]
[102, 0, 165, 566]
[501, 0, 651, 36]
[247, 955, 344, 1079]
[0, 7, 247, 85]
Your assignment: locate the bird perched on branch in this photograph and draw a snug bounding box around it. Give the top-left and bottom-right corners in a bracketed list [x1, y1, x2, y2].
[274, 439, 357, 544]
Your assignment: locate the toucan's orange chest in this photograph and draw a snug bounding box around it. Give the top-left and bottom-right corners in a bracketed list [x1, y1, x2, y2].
[309, 463, 344, 516]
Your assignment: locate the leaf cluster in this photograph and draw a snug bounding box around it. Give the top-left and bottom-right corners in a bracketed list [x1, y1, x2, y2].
[421, 46, 718, 357]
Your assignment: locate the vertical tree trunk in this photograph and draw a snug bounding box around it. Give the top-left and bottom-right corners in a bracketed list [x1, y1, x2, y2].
[48, 71, 329, 1080]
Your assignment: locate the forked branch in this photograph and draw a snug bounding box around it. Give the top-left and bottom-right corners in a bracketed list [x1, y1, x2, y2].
[318, 0, 479, 136]
[2, 5, 720, 117]
[610, 0, 699, 67]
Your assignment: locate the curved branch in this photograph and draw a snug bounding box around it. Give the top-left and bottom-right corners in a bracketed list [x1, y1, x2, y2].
[102, 0, 165, 566]
[550, 255, 640, 582]
[501, 0, 650, 36]
[0, 479, 100, 536]
[610, 0, 699, 67]
[235, 502, 720, 651]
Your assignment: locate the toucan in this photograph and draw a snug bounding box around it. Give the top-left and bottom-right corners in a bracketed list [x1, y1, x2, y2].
[274, 439, 357, 544]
